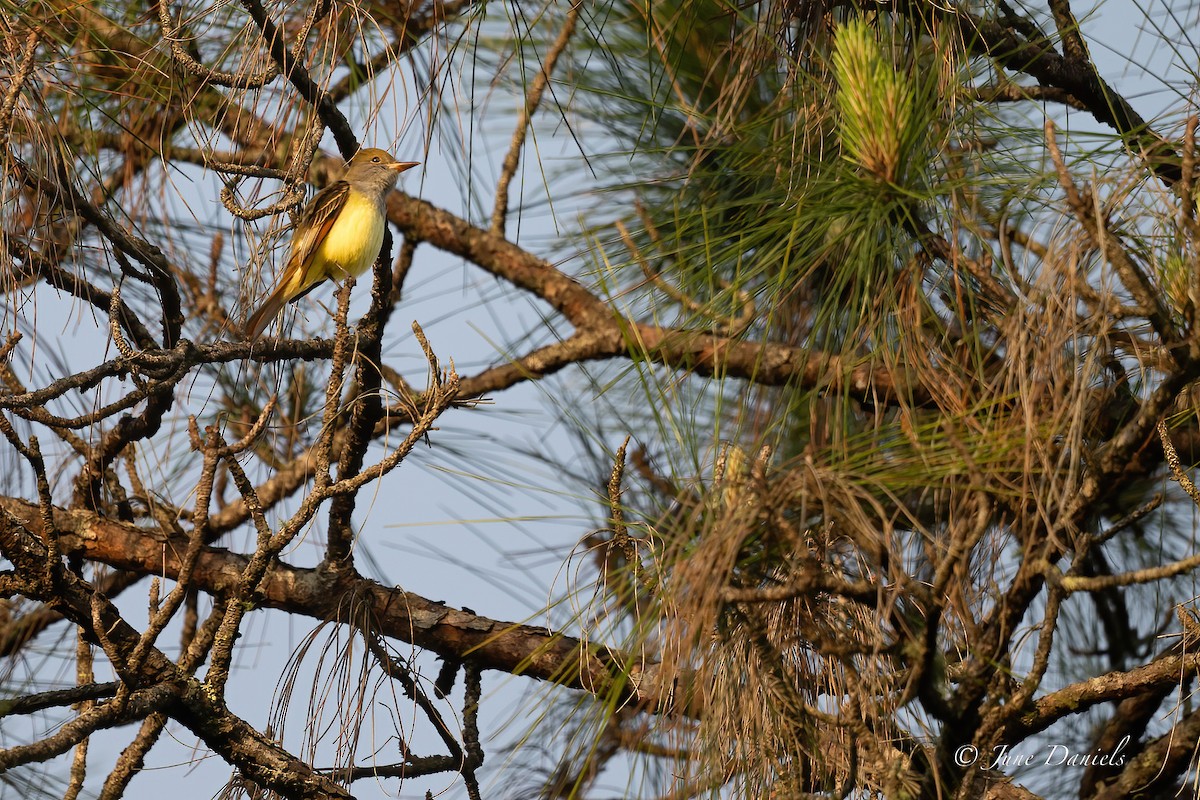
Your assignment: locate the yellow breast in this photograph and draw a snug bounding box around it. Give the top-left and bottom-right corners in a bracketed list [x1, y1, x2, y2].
[314, 190, 386, 280]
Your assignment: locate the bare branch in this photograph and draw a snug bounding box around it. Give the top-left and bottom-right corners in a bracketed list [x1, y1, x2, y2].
[492, 2, 581, 235]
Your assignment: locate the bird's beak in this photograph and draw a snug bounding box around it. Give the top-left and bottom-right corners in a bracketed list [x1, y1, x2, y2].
[391, 161, 420, 173]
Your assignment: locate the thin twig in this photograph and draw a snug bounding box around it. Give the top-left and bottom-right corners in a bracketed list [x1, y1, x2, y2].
[491, 2, 581, 235]
[315, 280, 356, 490]
[157, 1, 278, 89]
[1045, 120, 1184, 358]
[63, 625, 95, 800]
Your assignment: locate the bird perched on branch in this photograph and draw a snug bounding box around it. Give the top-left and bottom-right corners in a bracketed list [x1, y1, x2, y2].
[244, 148, 419, 339]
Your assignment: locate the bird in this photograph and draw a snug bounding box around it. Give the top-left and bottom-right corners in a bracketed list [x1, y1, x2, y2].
[244, 148, 419, 340]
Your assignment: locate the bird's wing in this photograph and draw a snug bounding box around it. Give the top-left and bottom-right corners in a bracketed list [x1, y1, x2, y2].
[283, 180, 350, 296]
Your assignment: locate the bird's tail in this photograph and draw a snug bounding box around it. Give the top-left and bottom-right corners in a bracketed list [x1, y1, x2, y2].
[244, 282, 290, 340]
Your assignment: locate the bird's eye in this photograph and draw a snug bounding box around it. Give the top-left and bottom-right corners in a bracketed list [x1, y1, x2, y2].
[372, 156, 381, 162]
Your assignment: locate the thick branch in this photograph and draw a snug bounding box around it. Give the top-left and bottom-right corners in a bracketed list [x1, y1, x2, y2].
[2, 497, 692, 717]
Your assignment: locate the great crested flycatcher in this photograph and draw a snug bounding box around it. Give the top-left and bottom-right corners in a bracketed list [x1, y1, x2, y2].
[244, 148, 419, 340]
